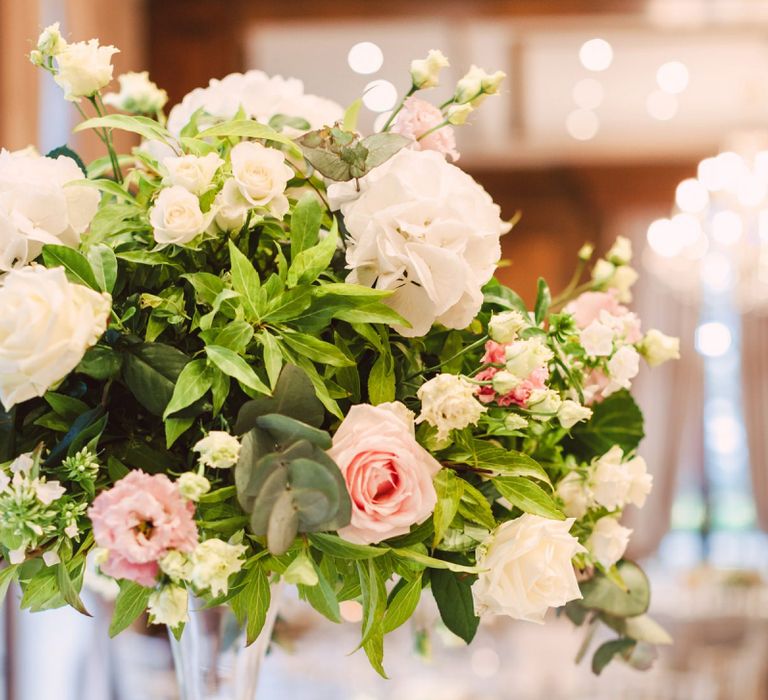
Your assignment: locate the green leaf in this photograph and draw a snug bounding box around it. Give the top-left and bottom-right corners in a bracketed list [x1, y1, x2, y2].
[75, 114, 174, 144]
[451, 440, 551, 485]
[44, 392, 89, 420]
[109, 580, 151, 637]
[360, 132, 411, 170]
[309, 533, 387, 560]
[70, 177, 137, 204]
[592, 638, 636, 675]
[87, 244, 118, 293]
[163, 359, 213, 418]
[622, 614, 673, 645]
[165, 416, 195, 448]
[263, 287, 313, 323]
[117, 250, 182, 268]
[286, 223, 338, 287]
[290, 193, 323, 259]
[228, 240, 262, 321]
[580, 561, 650, 618]
[259, 332, 283, 389]
[368, 353, 395, 405]
[269, 114, 311, 132]
[566, 390, 645, 458]
[357, 559, 386, 650]
[212, 321, 254, 355]
[197, 119, 300, 156]
[0, 565, 19, 606]
[343, 98, 363, 131]
[430, 569, 480, 644]
[383, 574, 422, 634]
[122, 343, 191, 416]
[77, 345, 123, 380]
[236, 566, 272, 645]
[534, 277, 551, 325]
[493, 476, 565, 520]
[299, 561, 341, 623]
[57, 561, 91, 616]
[280, 330, 353, 368]
[391, 547, 480, 574]
[205, 345, 271, 396]
[41, 244, 100, 290]
[457, 481, 496, 531]
[432, 470, 464, 548]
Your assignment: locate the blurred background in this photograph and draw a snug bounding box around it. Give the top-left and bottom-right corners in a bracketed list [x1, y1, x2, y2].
[3, 0, 768, 698]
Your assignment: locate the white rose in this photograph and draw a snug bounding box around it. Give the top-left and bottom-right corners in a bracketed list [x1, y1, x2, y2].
[556, 471, 591, 519]
[177, 472, 210, 501]
[588, 516, 632, 568]
[103, 71, 168, 114]
[606, 345, 640, 395]
[230, 142, 292, 217]
[580, 320, 614, 357]
[416, 374, 486, 440]
[488, 310, 526, 343]
[159, 550, 193, 582]
[606, 236, 632, 265]
[591, 446, 631, 510]
[190, 538, 247, 596]
[214, 179, 250, 231]
[625, 456, 653, 508]
[162, 153, 223, 195]
[557, 400, 593, 429]
[0, 149, 100, 271]
[53, 39, 119, 102]
[639, 329, 680, 367]
[0, 266, 110, 409]
[148, 585, 188, 627]
[328, 149, 508, 337]
[410, 49, 450, 89]
[472, 514, 585, 623]
[149, 186, 210, 246]
[193, 431, 241, 469]
[504, 338, 553, 378]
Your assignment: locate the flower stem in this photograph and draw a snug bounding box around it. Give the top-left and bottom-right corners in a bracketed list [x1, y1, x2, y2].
[380, 85, 417, 132]
[407, 334, 489, 381]
[416, 119, 451, 142]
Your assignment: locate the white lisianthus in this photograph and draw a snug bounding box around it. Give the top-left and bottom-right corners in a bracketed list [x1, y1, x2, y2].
[328, 149, 508, 337]
[410, 49, 450, 89]
[36, 23, 66, 57]
[159, 550, 193, 582]
[148, 585, 188, 627]
[193, 431, 241, 469]
[177, 472, 210, 502]
[625, 455, 653, 508]
[488, 310, 526, 343]
[580, 320, 614, 357]
[590, 445, 652, 511]
[53, 39, 119, 102]
[556, 471, 591, 519]
[190, 538, 247, 596]
[606, 236, 633, 265]
[162, 153, 223, 196]
[588, 516, 632, 568]
[492, 370, 520, 396]
[149, 186, 210, 246]
[104, 71, 168, 114]
[504, 414, 529, 431]
[416, 374, 486, 440]
[504, 338, 553, 378]
[0, 148, 100, 271]
[639, 329, 680, 367]
[591, 258, 615, 283]
[592, 259, 638, 303]
[0, 266, 110, 409]
[557, 400, 593, 429]
[472, 515, 585, 623]
[606, 345, 640, 394]
[446, 103, 473, 125]
[455, 66, 506, 105]
[230, 142, 292, 218]
[283, 552, 319, 586]
[528, 389, 562, 420]
[214, 179, 250, 231]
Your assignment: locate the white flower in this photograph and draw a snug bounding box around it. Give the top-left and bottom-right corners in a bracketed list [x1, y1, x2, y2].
[166, 70, 343, 137]
[591, 258, 615, 283]
[34, 479, 65, 505]
[504, 414, 529, 431]
[558, 400, 593, 429]
[504, 338, 553, 378]
[0, 149, 100, 271]
[528, 389, 562, 420]
[606, 345, 640, 395]
[0, 266, 110, 409]
[492, 370, 520, 395]
[149, 186, 210, 246]
[588, 516, 632, 568]
[416, 374, 486, 440]
[190, 538, 247, 596]
[446, 103, 473, 125]
[36, 23, 66, 56]
[283, 552, 319, 586]
[455, 66, 506, 105]
[159, 550, 193, 582]
[42, 550, 61, 567]
[578, 243, 594, 261]
[410, 49, 450, 89]
[328, 149, 508, 337]
[580, 320, 614, 357]
[177, 472, 210, 502]
[488, 310, 526, 343]
[103, 71, 168, 114]
[53, 39, 119, 102]
[214, 179, 250, 231]
[8, 548, 25, 565]
[625, 456, 653, 508]
[148, 585, 188, 627]
[472, 514, 585, 623]
[590, 446, 652, 511]
[162, 153, 223, 195]
[606, 236, 632, 265]
[592, 259, 638, 303]
[193, 431, 241, 469]
[639, 329, 680, 367]
[556, 471, 591, 519]
[230, 142, 292, 218]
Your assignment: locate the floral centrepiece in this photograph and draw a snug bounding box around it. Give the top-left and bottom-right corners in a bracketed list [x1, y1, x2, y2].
[0, 25, 679, 678]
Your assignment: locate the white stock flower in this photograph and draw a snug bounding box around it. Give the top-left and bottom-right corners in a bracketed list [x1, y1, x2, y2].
[557, 400, 593, 429]
[556, 471, 591, 519]
[528, 389, 562, 420]
[416, 374, 486, 440]
[504, 338, 553, 378]
[606, 236, 632, 265]
[190, 538, 247, 596]
[488, 310, 526, 343]
[639, 329, 680, 367]
[472, 514, 585, 623]
[148, 585, 188, 627]
[410, 49, 450, 89]
[159, 550, 193, 582]
[53, 39, 119, 102]
[580, 320, 614, 357]
[162, 153, 223, 196]
[606, 345, 640, 394]
[104, 71, 168, 114]
[0, 266, 110, 409]
[328, 149, 507, 337]
[230, 142, 292, 218]
[149, 186, 210, 246]
[625, 456, 653, 508]
[177, 472, 210, 502]
[0, 149, 100, 271]
[213, 179, 250, 231]
[588, 516, 632, 568]
[193, 431, 241, 469]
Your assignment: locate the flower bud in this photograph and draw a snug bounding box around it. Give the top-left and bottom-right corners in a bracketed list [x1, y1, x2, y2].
[638, 329, 680, 367]
[578, 243, 594, 261]
[489, 310, 526, 344]
[446, 103, 474, 125]
[607, 236, 632, 265]
[492, 370, 520, 395]
[410, 49, 449, 89]
[177, 472, 210, 502]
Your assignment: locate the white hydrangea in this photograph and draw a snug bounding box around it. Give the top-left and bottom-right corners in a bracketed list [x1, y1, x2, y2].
[190, 538, 247, 596]
[588, 516, 632, 568]
[416, 374, 486, 440]
[193, 431, 241, 469]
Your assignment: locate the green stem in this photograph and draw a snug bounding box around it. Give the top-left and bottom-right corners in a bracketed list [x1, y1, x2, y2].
[406, 334, 489, 381]
[416, 119, 451, 142]
[380, 85, 417, 132]
[90, 94, 123, 183]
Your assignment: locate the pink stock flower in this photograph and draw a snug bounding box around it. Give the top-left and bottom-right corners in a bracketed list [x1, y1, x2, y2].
[566, 291, 641, 343]
[497, 366, 548, 407]
[475, 367, 499, 404]
[391, 96, 459, 162]
[582, 369, 611, 406]
[88, 471, 198, 586]
[482, 340, 507, 365]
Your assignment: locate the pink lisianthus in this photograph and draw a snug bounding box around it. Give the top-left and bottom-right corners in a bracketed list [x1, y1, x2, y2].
[482, 340, 507, 365]
[497, 367, 548, 407]
[88, 471, 198, 586]
[391, 96, 459, 161]
[566, 291, 641, 343]
[475, 367, 499, 404]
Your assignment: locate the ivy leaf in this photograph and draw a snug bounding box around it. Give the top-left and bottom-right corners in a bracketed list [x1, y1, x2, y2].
[109, 580, 151, 637]
[430, 569, 480, 644]
[493, 476, 565, 520]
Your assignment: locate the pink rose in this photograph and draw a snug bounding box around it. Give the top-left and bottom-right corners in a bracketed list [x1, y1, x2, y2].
[566, 291, 641, 343]
[391, 96, 459, 162]
[88, 471, 198, 586]
[329, 402, 442, 544]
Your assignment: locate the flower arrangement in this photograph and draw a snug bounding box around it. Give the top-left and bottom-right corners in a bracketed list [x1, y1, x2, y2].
[0, 25, 680, 677]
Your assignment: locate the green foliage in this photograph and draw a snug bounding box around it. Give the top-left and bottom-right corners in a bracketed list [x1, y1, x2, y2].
[566, 391, 645, 459]
[580, 561, 650, 618]
[493, 476, 565, 520]
[592, 638, 636, 675]
[109, 580, 151, 637]
[41, 244, 100, 290]
[430, 568, 480, 644]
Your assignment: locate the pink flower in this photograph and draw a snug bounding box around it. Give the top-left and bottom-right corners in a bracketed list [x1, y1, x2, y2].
[497, 367, 549, 407]
[475, 367, 499, 404]
[328, 402, 442, 544]
[482, 340, 507, 365]
[566, 291, 642, 343]
[88, 471, 198, 586]
[582, 369, 611, 406]
[391, 96, 459, 161]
